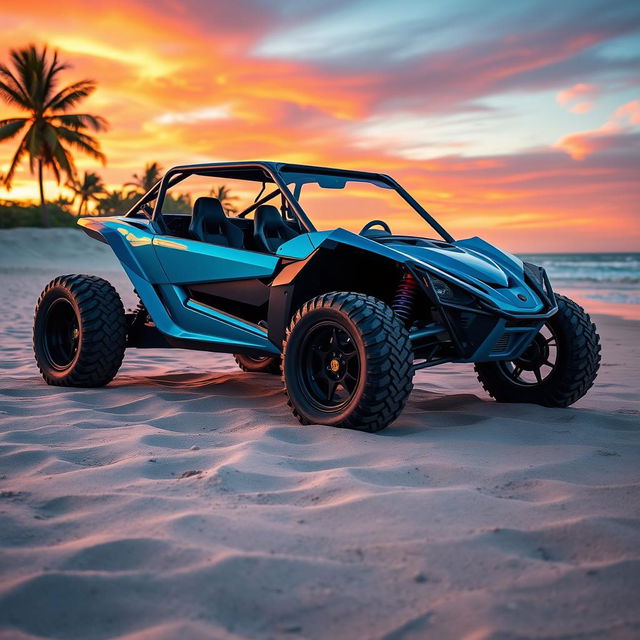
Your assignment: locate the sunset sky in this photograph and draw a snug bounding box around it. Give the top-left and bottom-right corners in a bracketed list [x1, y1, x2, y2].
[1, 0, 639, 252]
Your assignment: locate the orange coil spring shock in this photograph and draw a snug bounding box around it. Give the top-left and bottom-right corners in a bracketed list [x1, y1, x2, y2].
[392, 272, 419, 325]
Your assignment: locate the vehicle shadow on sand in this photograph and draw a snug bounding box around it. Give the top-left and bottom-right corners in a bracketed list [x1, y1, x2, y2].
[112, 370, 496, 435]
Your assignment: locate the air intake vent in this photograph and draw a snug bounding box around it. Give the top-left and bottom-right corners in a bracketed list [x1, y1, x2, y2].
[491, 333, 511, 354]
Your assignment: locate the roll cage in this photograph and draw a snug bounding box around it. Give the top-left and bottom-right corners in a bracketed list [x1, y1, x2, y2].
[124, 161, 454, 244]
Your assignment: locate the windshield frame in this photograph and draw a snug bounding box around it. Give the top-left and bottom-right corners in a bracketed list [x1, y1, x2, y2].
[125, 161, 454, 243]
[275, 164, 454, 243]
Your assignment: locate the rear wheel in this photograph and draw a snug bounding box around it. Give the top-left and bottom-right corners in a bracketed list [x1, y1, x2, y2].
[233, 353, 281, 374]
[282, 292, 414, 432]
[474, 294, 600, 407]
[33, 275, 127, 387]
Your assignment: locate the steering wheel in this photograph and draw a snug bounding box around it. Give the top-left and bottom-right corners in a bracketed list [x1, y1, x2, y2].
[359, 219, 392, 235]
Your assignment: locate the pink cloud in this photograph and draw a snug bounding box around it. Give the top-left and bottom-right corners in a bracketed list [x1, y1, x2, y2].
[570, 101, 593, 114]
[614, 100, 640, 125]
[557, 82, 598, 105]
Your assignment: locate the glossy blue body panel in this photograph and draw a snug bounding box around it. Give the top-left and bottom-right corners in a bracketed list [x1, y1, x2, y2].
[78, 210, 552, 362]
[277, 228, 545, 315]
[153, 235, 278, 283]
[78, 217, 280, 354]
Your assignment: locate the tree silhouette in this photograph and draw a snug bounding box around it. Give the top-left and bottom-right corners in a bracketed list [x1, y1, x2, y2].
[67, 171, 105, 215]
[209, 184, 239, 215]
[0, 44, 108, 225]
[125, 162, 163, 196]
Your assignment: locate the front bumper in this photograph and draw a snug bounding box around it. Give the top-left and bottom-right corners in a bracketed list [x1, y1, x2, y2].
[412, 265, 557, 363]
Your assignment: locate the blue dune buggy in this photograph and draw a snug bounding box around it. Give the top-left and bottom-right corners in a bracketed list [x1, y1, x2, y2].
[33, 162, 601, 431]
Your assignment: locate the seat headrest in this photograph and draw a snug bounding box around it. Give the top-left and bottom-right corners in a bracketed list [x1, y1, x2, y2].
[193, 196, 225, 222]
[254, 205, 282, 228]
[254, 204, 298, 253]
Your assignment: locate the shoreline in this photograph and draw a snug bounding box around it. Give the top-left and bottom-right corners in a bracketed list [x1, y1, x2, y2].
[554, 287, 640, 322]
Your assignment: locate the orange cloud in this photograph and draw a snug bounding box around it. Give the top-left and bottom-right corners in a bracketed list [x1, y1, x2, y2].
[554, 122, 619, 160]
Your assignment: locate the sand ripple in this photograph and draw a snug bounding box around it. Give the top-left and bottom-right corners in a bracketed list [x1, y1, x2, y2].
[1, 232, 639, 639]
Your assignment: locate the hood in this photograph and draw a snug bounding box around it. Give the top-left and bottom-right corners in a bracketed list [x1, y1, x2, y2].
[279, 229, 544, 314]
[385, 235, 545, 314]
[387, 241, 510, 287]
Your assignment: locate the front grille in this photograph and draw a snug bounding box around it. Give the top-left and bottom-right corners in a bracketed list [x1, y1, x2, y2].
[505, 319, 537, 328]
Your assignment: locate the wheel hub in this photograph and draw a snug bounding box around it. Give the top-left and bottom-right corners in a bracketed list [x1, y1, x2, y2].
[327, 353, 345, 376]
[514, 333, 549, 371]
[298, 322, 360, 410]
[498, 323, 558, 386]
[44, 298, 80, 370]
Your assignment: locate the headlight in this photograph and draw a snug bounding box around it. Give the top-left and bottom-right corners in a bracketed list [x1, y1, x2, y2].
[431, 277, 453, 299]
[425, 275, 475, 305]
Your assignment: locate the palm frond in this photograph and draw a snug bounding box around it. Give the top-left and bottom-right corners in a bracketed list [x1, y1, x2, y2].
[10, 45, 68, 110]
[3, 132, 29, 187]
[49, 113, 108, 132]
[45, 80, 96, 112]
[10, 47, 40, 109]
[23, 124, 40, 172]
[0, 118, 28, 142]
[41, 47, 67, 105]
[55, 126, 106, 164]
[0, 73, 31, 109]
[51, 138, 76, 183]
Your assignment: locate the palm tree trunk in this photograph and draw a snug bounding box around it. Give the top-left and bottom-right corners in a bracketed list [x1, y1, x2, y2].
[38, 160, 50, 227]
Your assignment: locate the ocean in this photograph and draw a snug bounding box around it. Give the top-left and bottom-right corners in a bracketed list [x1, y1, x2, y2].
[518, 253, 640, 307]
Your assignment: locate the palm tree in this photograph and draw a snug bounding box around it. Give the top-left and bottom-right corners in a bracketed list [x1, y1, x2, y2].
[67, 171, 105, 215]
[125, 162, 162, 196]
[96, 189, 135, 217]
[0, 44, 108, 226]
[209, 184, 238, 215]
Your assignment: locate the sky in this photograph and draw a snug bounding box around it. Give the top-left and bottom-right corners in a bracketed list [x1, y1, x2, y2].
[0, 0, 639, 252]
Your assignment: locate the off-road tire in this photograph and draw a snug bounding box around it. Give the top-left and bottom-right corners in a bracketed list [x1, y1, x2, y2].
[474, 294, 600, 407]
[34, 274, 127, 387]
[282, 292, 414, 432]
[233, 353, 281, 374]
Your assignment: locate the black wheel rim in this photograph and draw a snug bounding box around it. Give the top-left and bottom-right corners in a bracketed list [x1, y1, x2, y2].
[246, 355, 270, 363]
[498, 323, 558, 386]
[43, 298, 80, 370]
[298, 321, 360, 411]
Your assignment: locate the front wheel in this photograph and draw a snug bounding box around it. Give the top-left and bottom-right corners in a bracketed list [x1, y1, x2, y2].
[282, 292, 414, 432]
[474, 294, 600, 407]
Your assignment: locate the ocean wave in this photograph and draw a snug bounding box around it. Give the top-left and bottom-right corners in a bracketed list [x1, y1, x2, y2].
[550, 276, 640, 285]
[518, 253, 640, 288]
[581, 292, 640, 305]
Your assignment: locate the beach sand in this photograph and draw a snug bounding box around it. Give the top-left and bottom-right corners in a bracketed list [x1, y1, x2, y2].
[1, 228, 639, 640]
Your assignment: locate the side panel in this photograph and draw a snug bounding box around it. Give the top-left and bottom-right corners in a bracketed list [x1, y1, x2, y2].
[78, 218, 280, 355]
[152, 236, 278, 284]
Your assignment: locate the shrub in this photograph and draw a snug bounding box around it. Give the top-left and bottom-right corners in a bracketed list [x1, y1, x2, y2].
[0, 200, 78, 229]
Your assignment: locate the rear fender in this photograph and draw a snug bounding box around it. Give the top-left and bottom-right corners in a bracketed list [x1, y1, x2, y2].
[78, 217, 167, 283]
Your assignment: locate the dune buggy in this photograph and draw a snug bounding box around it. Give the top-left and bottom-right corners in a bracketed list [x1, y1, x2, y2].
[33, 161, 601, 431]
